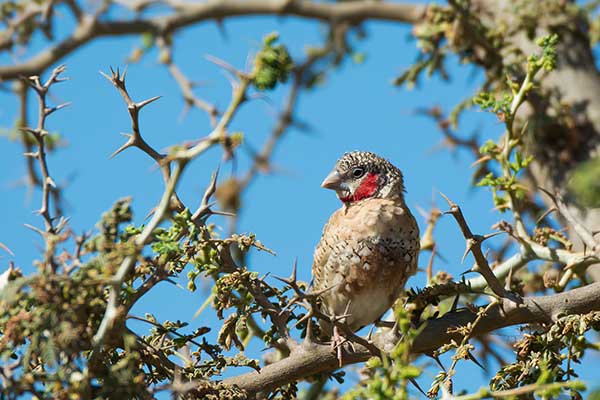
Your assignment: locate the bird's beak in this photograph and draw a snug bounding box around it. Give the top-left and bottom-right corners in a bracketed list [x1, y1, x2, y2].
[321, 170, 343, 191]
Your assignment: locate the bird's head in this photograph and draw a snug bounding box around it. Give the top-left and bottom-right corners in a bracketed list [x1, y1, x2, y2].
[321, 151, 405, 204]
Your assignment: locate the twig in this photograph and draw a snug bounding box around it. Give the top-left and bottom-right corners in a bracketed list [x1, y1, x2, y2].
[100, 67, 185, 209]
[156, 37, 219, 126]
[435, 301, 498, 395]
[23, 65, 69, 234]
[439, 192, 516, 300]
[451, 380, 585, 400]
[539, 187, 600, 253]
[466, 241, 599, 291]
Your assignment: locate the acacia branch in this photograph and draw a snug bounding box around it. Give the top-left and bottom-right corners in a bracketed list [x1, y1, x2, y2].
[217, 281, 600, 395]
[440, 193, 513, 299]
[0, 0, 427, 81]
[466, 240, 599, 291]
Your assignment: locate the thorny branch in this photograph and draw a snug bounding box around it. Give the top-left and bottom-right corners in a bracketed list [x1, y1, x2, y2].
[205, 281, 600, 395]
[22, 65, 69, 235]
[16, 65, 71, 274]
[100, 67, 185, 210]
[439, 192, 514, 300]
[93, 55, 255, 347]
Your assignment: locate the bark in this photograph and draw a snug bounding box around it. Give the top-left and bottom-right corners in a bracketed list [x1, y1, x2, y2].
[474, 0, 600, 278]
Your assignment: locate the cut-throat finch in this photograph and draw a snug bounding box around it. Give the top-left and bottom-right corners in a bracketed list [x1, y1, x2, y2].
[312, 151, 420, 344]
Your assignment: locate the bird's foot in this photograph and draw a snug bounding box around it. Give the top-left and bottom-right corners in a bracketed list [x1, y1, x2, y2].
[330, 325, 348, 368]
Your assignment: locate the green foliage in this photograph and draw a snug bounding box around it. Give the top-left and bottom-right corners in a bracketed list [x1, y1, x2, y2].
[0, 196, 279, 398]
[491, 312, 600, 398]
[472, 34, 558, 211]
[343, 304, 422, 400]
[529, 33, 559, 73]
[473, 92, 511, 115]
[568, 157, 600, 207]
[253, 32, 294, 91]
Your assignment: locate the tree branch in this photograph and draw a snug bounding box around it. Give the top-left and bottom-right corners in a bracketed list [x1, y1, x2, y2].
[217, 281, 600, 395]
[0, 0, 427, 81]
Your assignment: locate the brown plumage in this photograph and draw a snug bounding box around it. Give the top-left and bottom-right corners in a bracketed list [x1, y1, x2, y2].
[312, 151, 419, 333]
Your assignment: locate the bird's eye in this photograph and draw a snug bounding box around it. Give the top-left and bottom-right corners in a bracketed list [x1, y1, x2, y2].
[352, 167, 365, 178]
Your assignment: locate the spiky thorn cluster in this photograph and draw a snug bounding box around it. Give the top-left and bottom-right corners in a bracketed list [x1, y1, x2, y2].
[19, 65, 70, 272]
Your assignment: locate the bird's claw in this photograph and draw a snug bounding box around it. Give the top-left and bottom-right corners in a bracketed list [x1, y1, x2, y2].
[331, 325, 346, 367]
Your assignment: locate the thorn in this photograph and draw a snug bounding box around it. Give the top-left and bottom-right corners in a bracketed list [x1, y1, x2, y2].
[165, 278, 185, 290]
[409, 378, 428, 397]
[223, 70, 239, 91]
[294, 311, 310, 330]
[366, 324, 376, 341]
[505, 264, 514, 290]
[144, 207, 157, 221]
[536, 207, 557, 225]
[273, 261, 298, 287]
[461, 240, 475, 264]
[136, 95, 162, 109]
[0, 242, 15, 256]
[467, 350, 487, 371]
[290, 259, 298, 283]
[205, 54, 239, 76]
[211, 210, 236, 217]
[99, 70, 112, 82]
[538, 186, 555, 200]
[24, 223, 45, 236]
[439, 191, 454, 207]
[303, 283, 338, 299]
[391, 318, 400, 336]
[416, 205, 429, 219]
[109, 138, 135, 159]
[470, 155, 491, 168]
[482, 231, 505, 241]
[55, 216, 70, 232]
[450, 293, 460, 312]
[304, 317, 313, 344]
[258, 272, 271, 282]
[460, 268, 473, 277]
[428, 353, 446, 371]
[331, 325, 345, 368]
[46, 102, 72, 115]
[280, 300, 299, 316]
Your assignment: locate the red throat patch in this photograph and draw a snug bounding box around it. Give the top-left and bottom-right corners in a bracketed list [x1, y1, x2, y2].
[341, 173, 379, 203]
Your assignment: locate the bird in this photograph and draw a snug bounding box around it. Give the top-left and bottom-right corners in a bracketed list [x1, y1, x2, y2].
[311, 151, 420, 352]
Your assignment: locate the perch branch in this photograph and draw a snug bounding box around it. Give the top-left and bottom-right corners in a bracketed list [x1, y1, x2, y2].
[216, 281, 600, 395]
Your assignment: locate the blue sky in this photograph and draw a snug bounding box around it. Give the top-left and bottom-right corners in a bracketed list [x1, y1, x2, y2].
[0, 3, 598, 398]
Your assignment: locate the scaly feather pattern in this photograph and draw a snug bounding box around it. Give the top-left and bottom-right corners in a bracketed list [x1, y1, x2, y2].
[312, 151, 419, 332]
